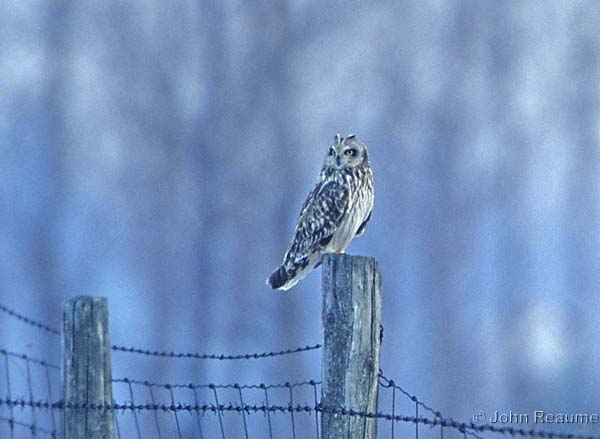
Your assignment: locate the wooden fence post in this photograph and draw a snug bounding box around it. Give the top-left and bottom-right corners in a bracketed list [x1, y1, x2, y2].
[321, 254, 382, 439]
[62, 296, 115, 439]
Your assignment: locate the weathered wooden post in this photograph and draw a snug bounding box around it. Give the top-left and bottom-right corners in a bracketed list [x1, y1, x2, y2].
[62, 297, 115, 439]
[321, 254, 382, 439]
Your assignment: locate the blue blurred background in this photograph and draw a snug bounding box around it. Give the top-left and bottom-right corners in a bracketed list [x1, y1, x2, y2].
[1, 0, 600, 436]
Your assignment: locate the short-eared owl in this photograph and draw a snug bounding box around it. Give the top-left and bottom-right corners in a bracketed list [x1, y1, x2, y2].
[267, 134, 374, 290]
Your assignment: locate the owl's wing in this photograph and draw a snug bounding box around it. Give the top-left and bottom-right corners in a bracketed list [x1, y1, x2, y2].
[286, 180, 349, 258]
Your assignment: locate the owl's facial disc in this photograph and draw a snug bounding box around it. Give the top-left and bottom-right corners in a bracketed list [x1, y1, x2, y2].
[323, 134, 365, 170]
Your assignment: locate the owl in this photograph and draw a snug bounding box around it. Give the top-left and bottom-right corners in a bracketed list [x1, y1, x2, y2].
[267, 134, 374, 290]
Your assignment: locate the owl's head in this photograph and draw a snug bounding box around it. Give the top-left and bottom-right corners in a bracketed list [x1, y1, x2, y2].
[323, 134, 369, 170]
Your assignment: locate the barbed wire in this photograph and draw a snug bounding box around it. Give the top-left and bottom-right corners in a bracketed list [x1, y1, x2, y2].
[0, 303, 60, 336]
[0, 302, 322, 361]
[379, 370, 482, 439]
[110, 343, 322, 360]
[316, 405, 600, 439]
[380, 371, 439, 418]
[112, 376, 321, 390]
[3, 398, 600, 439]
[0, 301, 322, 361]
[0, 348, 60, 370]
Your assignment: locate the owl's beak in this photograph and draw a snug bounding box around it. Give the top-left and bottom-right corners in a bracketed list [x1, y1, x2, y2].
[336, 156, 341, 167]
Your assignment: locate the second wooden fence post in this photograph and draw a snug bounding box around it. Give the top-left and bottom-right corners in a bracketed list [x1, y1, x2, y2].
[321, 254, 382, 439]
[63, 296, 115, 439]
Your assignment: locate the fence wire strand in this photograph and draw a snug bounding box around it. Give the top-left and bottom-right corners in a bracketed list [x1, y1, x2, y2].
[167, 385, 183, 439]
[111, 343, 322, 361]
[264, 386, 273, 439]
[112, 376, 321, 391]
[25, 359, 38, 439]
[114, 409, 121, 439]
[148, 384, 163, 439]
[212, 387, 226, 439]
[379, 371, 483, 439]
[0, 304, 60, 336]
[5, 398, 600, 439]
[43, 365, 57, 437]
[238, 387, 249, 439]
[379, 371, 439, 420]
[191, 387, 204, 439]
[125, 379, 142, 439]
[3, 352, 15, 439]
[311, 381, 320, 439]
[391, 384, 396, 439]
[0, 302, 321, 362]
[288, 383, 297, 439]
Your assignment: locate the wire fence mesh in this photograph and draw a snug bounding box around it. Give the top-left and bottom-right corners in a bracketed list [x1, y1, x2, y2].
[3, 302, 600, 439]
[0, 347, 60, 439]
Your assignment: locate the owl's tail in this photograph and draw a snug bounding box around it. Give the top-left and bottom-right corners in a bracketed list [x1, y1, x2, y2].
[266, 265, 292, 290]
[267, 255, 317, 290]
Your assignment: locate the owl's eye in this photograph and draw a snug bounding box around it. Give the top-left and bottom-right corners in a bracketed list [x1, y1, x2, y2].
[344, 149, 357, 156]
[328, 148, 336, 156]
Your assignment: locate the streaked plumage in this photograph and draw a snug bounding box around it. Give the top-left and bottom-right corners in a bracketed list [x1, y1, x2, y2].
[267, 134, 374, 290]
